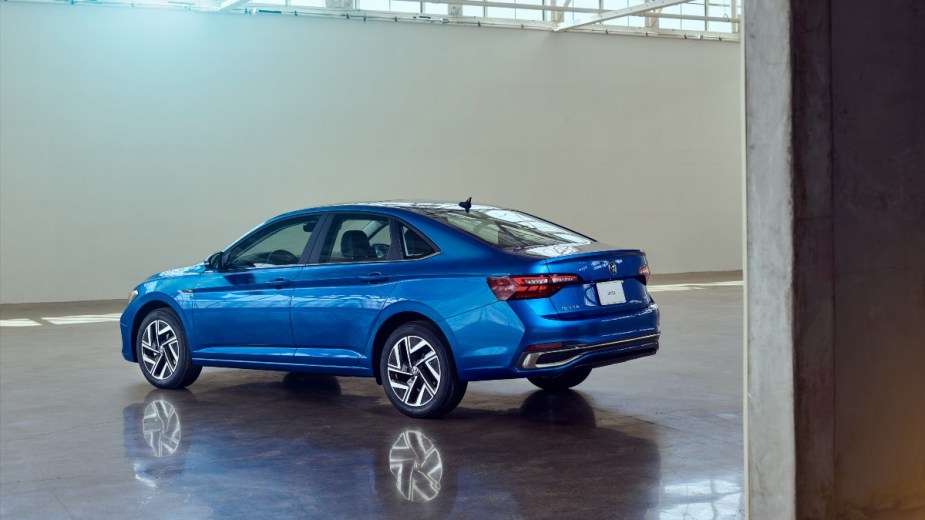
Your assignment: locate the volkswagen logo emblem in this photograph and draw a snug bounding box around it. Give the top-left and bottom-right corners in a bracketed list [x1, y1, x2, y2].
[608, 262, 617, 276]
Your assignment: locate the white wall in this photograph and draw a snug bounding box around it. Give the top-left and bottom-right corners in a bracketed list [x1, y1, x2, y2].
[0, 2, 742, 304]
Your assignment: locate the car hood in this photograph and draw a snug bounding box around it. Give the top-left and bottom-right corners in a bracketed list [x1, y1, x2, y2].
[146, 263, 206, 281]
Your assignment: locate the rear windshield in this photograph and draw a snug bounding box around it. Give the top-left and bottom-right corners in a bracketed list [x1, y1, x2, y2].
[420, 208, 592, 249]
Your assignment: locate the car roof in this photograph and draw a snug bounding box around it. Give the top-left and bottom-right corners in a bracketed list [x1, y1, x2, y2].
[267, 200, 510, 223]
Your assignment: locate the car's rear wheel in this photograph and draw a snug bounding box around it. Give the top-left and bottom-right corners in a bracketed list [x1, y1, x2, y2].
[527, 366, 592, 391]
[136, 309, 201, 389]
[380, 322, 467, 419]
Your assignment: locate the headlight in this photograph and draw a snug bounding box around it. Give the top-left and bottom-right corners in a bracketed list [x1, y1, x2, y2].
[128, 289, 138, 304]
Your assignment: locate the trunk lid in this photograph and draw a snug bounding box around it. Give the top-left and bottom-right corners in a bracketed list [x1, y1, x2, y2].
[518, 243, 651, 318]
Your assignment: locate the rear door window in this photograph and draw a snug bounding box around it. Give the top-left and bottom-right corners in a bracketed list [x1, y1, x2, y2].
[318, 214, 393, 263]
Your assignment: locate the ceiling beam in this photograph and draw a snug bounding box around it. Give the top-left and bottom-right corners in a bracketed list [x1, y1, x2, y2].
[644, 12, 740, 22]
[420, 0, 602, 14]
[244, 0, 605, 14]
[555, 0, 691, 32]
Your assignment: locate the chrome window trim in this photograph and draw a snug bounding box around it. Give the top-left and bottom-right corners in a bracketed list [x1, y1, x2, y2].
[205, 249, 442, 273]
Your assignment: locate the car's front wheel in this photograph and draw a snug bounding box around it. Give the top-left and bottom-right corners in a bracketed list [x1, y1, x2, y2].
[136, 309, 201, 390]
[527, 366, 592, 391]
[380, 322, 467, 419]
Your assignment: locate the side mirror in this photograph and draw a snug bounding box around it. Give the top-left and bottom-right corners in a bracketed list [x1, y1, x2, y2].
[205, 252, 225, 271]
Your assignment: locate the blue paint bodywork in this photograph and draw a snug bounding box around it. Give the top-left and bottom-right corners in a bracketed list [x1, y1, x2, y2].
[120, 202, 659, 383]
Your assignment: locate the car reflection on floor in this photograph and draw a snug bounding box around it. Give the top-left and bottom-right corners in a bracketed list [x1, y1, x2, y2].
[122, 373, 663, 519]
[388, 429, 443, 503]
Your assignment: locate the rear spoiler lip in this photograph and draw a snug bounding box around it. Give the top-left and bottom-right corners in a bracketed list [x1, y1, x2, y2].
[541, 249, 646, 264]
[506, 242, 646, 261]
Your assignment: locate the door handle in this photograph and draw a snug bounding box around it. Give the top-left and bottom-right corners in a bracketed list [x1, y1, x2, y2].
[359, 273, 389, 284]
[266, 278, 292, 289]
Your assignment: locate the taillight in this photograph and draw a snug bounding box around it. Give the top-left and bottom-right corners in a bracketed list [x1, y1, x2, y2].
[638, 264, 650, 284]
[487, 274, 580, 301]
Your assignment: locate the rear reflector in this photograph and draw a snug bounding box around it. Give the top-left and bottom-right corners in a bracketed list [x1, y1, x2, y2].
[487, 274, 581, 301]
[524, 342, 566, 352]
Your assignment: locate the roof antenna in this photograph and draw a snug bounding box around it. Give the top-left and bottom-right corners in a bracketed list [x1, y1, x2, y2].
[458, 197, 472, 213]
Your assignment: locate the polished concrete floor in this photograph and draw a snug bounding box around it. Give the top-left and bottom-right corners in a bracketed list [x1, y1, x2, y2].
[0, 273, 743, 519]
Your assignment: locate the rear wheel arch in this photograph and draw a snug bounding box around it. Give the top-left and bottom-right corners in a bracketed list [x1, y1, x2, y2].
[371, 312, 456, 385]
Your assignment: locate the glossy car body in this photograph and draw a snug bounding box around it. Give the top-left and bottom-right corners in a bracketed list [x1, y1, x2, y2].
[120, 201, 660, 415]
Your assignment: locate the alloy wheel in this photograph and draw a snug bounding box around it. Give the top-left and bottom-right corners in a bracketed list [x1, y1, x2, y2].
[140, 319, 180, 381]
[386, 335, 442, 408]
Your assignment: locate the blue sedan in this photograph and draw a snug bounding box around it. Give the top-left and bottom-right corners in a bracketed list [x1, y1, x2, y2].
[120, 201, 660, 418]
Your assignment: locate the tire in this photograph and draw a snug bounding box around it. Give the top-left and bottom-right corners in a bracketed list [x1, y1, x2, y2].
[379, 322, 467, 419]
[527, 366, 592, 391]
[135, 309, 202, 390]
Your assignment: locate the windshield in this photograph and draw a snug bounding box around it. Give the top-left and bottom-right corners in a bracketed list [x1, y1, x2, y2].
[420, 208, 592, 249]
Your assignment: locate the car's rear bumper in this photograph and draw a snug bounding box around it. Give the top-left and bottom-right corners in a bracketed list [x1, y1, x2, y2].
[517, 333, 660, 370]
[448, 300, 660, 381]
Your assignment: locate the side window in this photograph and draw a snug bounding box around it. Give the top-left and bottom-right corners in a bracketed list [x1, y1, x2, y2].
[400, 225, 436, 259]
[319, 214, 393, 263]
[226, 217, 319, 269]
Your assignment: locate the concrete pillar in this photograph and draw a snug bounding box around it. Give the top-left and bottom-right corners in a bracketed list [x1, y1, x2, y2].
[745, 1, 925, 518]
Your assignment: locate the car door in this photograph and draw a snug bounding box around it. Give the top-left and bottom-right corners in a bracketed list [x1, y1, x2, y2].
[290, 213, 399, 367]
[191, 215, 321, 363]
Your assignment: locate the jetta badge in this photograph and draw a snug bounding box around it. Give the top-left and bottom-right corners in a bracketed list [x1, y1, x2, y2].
[608, 262, 617, 276]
